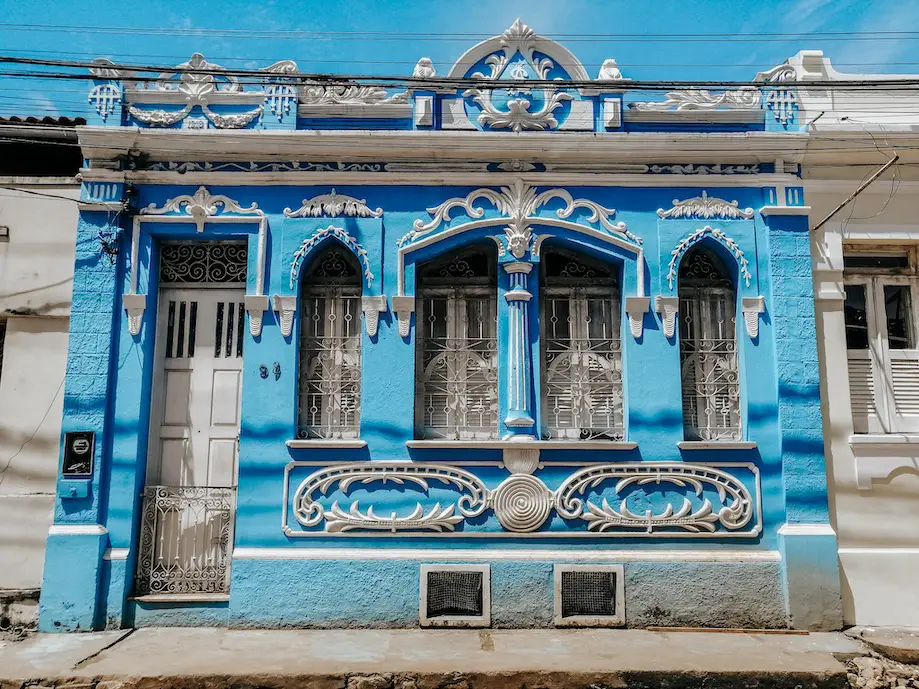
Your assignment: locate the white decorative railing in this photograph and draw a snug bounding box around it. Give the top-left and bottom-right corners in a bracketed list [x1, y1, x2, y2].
[135, 486, 235, 596]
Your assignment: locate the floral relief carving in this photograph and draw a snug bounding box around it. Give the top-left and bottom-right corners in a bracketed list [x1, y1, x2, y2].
[657, 191, 755, 220]
[284, 190, 383, 219]
[667, 226, 752, 290]
[401, 180, 637, 258]
[141, 186, 262, 232]
[289, 225, 373, 289]
[300, 84, 408, 106]
[630, 87, 760, 111]
[286, 461, 759, 537]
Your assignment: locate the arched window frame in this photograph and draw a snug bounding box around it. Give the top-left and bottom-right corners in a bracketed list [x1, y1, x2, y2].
[539, 247, 624, 441]
[414, 245, 499, 439]
[296, 242, 363, 440]
[676, 244, 742, 442]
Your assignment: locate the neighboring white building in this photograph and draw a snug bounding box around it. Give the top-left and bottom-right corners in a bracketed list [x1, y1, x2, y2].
[789, 51, 919, 626]
[0, 118, 80, 627]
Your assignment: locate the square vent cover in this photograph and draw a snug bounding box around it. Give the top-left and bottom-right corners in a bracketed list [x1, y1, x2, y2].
[554, 564, 625, 627]
[420, 564, 490, 627]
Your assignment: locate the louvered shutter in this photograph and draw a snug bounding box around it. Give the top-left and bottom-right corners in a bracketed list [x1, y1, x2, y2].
[847, 352, 881, 433]
[885, 350, 919, 432]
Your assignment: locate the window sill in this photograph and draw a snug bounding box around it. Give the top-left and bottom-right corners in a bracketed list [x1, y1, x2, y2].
[286, 439, 367, 449]
[132, 594, 230, 604]
[677, 441, 757, 450]
[406, 440, 638, 450]
[848, 434, 919, 490]
[849, 433, 919, 448]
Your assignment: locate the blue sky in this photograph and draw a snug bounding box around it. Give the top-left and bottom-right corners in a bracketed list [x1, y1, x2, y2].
[1, 0, 917, 118]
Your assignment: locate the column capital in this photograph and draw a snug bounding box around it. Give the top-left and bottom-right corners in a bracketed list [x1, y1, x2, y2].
[503, 261, 533, 275]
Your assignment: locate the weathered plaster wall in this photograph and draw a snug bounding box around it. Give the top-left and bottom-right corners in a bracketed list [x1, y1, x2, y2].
[0, 181, 76, 597]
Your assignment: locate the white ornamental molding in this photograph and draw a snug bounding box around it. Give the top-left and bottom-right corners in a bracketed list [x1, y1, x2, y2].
[624, 296, 651, 339]
[140, 185, 263, 232]
[657, 191, 755, 220]
[400, 180, 638, 257]
[264, 83, 297, 122]
[288, 225, 374, 289]
[742, 296, 766, 338]
[285, 461, 759, 537]
[630, 87, 760, 111]
[460, 19, 576, 132]
[648, 164, 760, 175]
[391, 296, 415, 338]
[291, 463, 490, 533]
[755, 63, 798, 125]
[362, 295, 388, 337]
[596, 58, 625, 81]
[126, 53, 263, 129]
[655, 295, 679, 339]
[244, 295, 271, 337]
[300, 84, 409, 106]
[123, 293, 146, 336]
[88, 84, 121, 121]
[413, 58, 437, 79]
[272, 294, 297, 337]
[667, 226, 752, 290]
[284, 190, 383, 219]
[555, 463, 756, 535]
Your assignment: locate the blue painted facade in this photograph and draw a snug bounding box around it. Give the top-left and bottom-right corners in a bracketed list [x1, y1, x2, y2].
[41, 22, 841, 631]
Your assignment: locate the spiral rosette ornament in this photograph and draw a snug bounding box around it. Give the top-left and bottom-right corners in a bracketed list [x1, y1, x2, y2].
[491, 474, 553, 532]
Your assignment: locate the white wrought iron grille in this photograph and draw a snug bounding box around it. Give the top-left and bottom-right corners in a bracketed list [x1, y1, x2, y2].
[416, 250, 498, 439]
[159, 241, 248, 284]
[678, 249, 742, 441]
[297, 247, 362, 439]
[540, 251, 623, 440]
[135, 485, 235, 596]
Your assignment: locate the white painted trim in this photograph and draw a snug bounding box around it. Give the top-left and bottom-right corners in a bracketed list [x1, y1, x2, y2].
[849, 433, 919, 446]
[95, 170, 804, 189]
[419, 564, 490, 628]
[406, 440, 638, 450]
[777, 523, 836, 537]
[103, 548, 130, 561]
[78, 201, 124, 212]
[234, 547, 782, 563]
[760, 205, 812, 216]
[625, 109, 763, 124]
[286, 439, 367, 449]
[0, 176, 78, 185]
[48, 524, 108, 536]
[678, 441, 758, 450]
[132, 594, 230, 603]
[838, 547, 919, 555]
[553, 564, 625, 627]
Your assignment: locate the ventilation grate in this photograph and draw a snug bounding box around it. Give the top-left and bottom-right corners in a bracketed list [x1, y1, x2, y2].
[561, 570, 616, 617]
[426, 570, 483, 618]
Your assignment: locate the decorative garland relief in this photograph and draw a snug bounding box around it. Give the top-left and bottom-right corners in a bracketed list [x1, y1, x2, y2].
[288, 461, 758, 537]
[667, 226, 752, 290]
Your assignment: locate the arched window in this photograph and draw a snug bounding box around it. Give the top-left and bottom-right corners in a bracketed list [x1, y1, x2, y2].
[297, 245, 362, 439]
[540, 249, 623, 440]
[678, 247, 741, 441]
[415, 247, 498, 439]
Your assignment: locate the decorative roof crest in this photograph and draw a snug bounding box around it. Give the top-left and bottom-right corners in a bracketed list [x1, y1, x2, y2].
[141, 186, 262, 232]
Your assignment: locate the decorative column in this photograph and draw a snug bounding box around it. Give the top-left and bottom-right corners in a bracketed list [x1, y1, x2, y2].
[503, 262, 535, 435]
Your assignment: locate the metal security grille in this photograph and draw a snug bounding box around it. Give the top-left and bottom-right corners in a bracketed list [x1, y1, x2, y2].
[560, 570, 616, 617]
[159, 241, 248, 284]
[135, 485, 235, 596]
[541, 251, 623, 440]
[416, 250, 498, 439]
[678, 249, 741, 441]
[426, 570, 484, 618]
[298, 247, 362, 439]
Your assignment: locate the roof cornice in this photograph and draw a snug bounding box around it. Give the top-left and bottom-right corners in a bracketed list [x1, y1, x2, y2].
[77, 126, 809, 166]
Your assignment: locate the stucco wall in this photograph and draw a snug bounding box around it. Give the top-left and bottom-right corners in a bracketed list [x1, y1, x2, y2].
[807, 176, 919, 626]
[0, 180, 77, 594]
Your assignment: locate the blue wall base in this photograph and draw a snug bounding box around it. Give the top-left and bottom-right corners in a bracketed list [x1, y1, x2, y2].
[779, 524, 843, 630]
[39, 529, 107, 632]
[122, 558, 787, 629]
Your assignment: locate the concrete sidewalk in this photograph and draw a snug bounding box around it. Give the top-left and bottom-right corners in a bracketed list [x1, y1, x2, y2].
[0, 627, 874, 689]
